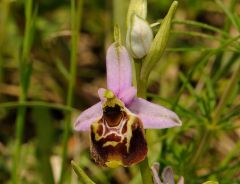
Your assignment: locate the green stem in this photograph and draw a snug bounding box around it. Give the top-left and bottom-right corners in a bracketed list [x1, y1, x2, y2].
[59, 0, 83, 183]
[12, 0, 34, 183]
[134, 58, 153, 184]
[137, 79, 147, 98]
[12, 104, 27, 184]
[134, 59, 142, 89]
[71, 161, 95, 184]
[139, 158, 153, 184]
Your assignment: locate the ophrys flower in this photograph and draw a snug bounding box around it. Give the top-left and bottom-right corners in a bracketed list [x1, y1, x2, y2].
[74, 42, 182, 168]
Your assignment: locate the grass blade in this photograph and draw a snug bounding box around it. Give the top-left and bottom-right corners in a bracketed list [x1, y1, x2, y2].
[59, 0, 83, 183]
[12, 0, 35, 183]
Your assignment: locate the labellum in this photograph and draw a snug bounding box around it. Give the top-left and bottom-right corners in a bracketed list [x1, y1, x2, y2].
[90, 95, 147, 168]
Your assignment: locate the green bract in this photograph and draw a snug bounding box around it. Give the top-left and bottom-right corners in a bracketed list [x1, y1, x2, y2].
[141, 1, 178, 80]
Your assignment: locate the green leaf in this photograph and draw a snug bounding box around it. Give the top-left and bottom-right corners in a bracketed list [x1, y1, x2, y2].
[71, 161, 96, 184]
[33, 107, 55, 184]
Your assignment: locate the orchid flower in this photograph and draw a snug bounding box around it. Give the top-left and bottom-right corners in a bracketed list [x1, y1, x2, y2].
[74, 42, 182, 168]
[151, 163, 184, 184]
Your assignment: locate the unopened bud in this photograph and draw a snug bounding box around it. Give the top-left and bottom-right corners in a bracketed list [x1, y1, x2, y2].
[126, 14, 153, 59]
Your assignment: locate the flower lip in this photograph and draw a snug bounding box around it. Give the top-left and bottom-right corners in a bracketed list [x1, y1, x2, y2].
[90, 104, 148, 167]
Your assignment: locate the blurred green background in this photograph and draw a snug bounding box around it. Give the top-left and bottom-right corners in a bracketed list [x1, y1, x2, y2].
[0, 0, 240, 183]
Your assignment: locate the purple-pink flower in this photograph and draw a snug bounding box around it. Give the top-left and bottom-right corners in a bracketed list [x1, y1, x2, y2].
[74, 42, 182, 167]
[151, 163, 184, 184]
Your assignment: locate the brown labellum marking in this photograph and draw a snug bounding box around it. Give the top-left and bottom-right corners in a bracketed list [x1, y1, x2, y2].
[122, 118, 147, 166]
[90, 106, 147, 167]
[121, 122, 127, 134]
[103, 105, 123, 127]
[103, 133, 122, 143]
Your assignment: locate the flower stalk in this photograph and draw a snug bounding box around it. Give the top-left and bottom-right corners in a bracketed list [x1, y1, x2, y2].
[71, 161, 95, 184]
[135, 58, 152, 184]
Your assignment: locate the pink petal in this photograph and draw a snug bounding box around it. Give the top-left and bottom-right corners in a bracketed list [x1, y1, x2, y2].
[128, 98, 182, 129]
[118, 46, 132, 92]
[162, 167, 175, 184]
[151, 163, 163, 184]
[74, 102, 102, 131]
[118, 86, 137, 106]
[106, 43, 132, 95]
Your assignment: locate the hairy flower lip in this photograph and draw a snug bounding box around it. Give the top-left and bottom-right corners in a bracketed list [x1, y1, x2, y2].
[90, 105, 147, 167]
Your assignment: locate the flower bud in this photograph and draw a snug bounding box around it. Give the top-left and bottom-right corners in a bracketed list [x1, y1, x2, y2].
[126, 14, 153, 59]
